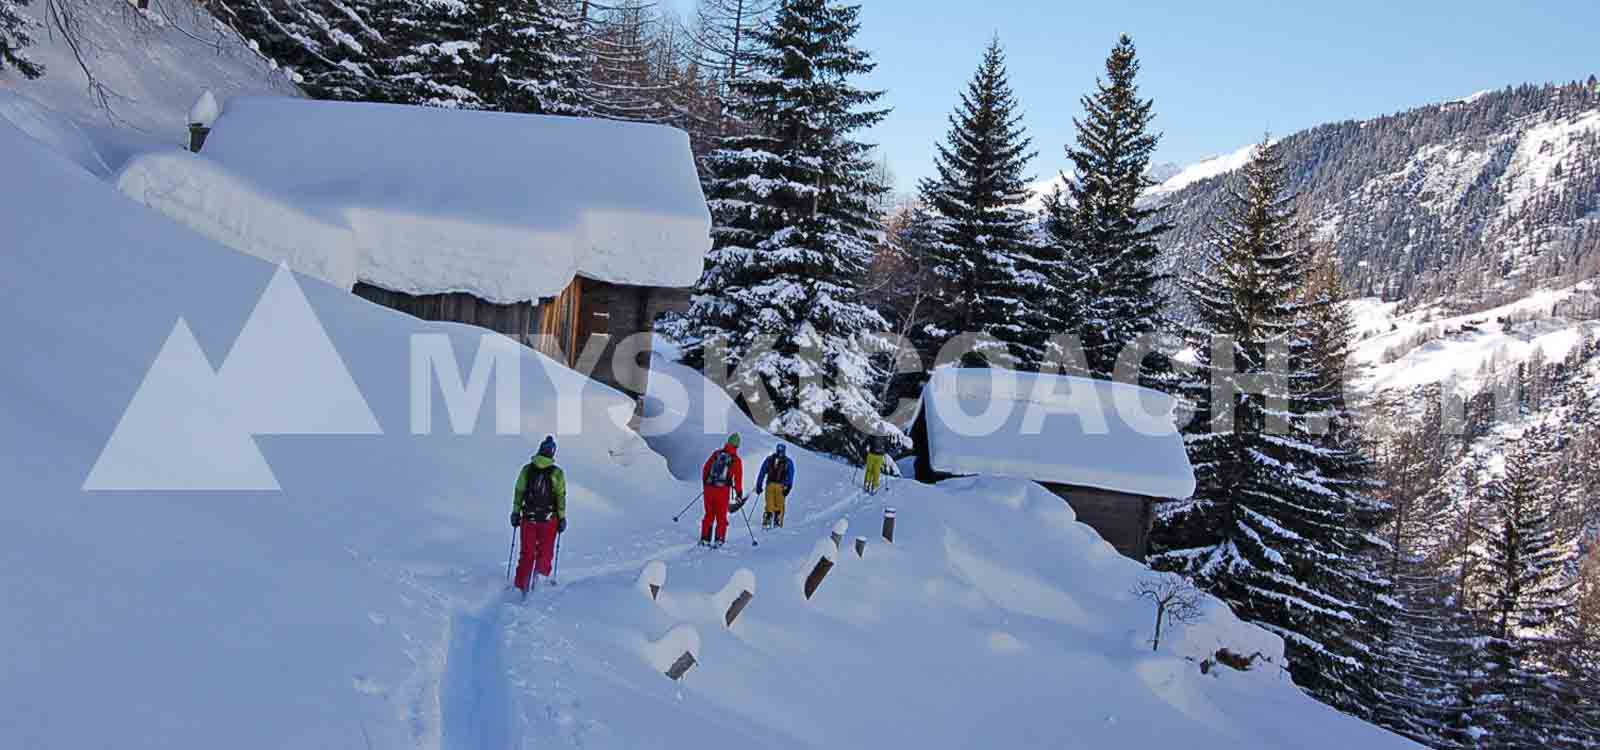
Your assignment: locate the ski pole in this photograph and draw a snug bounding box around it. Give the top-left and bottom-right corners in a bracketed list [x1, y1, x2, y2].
[672, 490, 704, 522]
[739, 494, 759, 547]
[552, 531, 562, 579]
[505, 526, 518, 585]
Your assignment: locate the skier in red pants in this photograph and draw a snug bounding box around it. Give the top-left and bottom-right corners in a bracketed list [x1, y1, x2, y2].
[700, 434, 744, 547]
[511, 436, 566, 592]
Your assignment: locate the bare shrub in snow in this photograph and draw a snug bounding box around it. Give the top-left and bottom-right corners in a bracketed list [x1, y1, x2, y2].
[1132, 572, 1202, 652]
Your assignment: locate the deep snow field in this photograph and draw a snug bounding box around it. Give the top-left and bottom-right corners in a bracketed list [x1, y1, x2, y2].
[0, 0, 298, 176]
[1, 6, 1417, 744]
[0, 114, 1419, 748]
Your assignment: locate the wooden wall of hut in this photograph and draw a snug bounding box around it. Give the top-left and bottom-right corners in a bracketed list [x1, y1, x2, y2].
[580, 281, 691, 396]
[533, 278, 583, 367]
[353, 278, 692, 395]
[1042, 484, 1156, 561]
[352, 282, 535, 340]
[909, 404, 1157, 561]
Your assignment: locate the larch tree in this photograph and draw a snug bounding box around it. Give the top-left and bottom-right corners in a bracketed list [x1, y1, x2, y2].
[914, 37, 1046, 368]
[673, 0, 779, 158]
[684, 0, 776, 93]
[1043, 34, 1173, 383]
[678, 0, 898, 460]
[579, 0, 672, 122]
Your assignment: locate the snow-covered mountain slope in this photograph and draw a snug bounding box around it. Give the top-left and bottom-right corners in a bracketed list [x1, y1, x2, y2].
[0, 0, 296, 175]
[1025, 159, 1192, 211]
[1155, 80, 1600, 305]
[1350, 282, 1600, 395]
[0, 120, 1417, 748]
[1143, 143, 1260, 202]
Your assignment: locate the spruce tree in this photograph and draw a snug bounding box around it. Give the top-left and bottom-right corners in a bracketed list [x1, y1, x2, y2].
[1470, 434, 1576, 748]
[914, 37, 1044, 367]
[476, 0, 588, 114]
[679, 0, 898, 459]
[399, 0, 589, 113]
[211, 0, 407, 101]
[1475, 434, 1572, 638]
[1299, 253, 1394, 717]
[398, 0, 485, 108]
[218, 0, 588, 112]
[1044, 34, 1172, 382]
[1151, 138, 1374, 710]
[0, 0, 41, 80]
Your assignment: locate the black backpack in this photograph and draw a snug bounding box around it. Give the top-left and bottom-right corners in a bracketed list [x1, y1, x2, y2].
[769, 455, 789, 485]
[521, 463, 559, 521]
[708, 450, 735, 487]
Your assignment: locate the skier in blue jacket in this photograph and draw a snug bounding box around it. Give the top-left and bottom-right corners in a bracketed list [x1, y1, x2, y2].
[756, 444, 796, 529]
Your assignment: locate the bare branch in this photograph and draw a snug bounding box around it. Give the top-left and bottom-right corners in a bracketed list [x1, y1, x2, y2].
[1133, 572, 1204, 652]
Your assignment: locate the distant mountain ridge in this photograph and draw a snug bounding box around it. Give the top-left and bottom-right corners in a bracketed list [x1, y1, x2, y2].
[1153, 78, 1600, 313]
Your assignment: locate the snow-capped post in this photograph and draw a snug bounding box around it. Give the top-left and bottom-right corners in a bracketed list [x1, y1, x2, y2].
[854, 536, 867, 558]
[649, 625, 701, 682]
[725, 591, 754, 627]
[830, 519, 849, 551]
[187, 91, 220, 153]
[717, 569, 757, 628]
[803, 540, 836, 600]
[637, 560, 667, 602]
[666, 652, 697, 681]
[882, 508, 896, 543]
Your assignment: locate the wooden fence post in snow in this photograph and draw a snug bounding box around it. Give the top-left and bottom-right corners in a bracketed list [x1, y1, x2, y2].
[830, 519, 848, 551]
[882, 508, 896, 543]
[187, 124, 210, 154]
[666, 652, 697, 681]
[724, 590, 754, 627]
[854, 536, 867, 558]
[638, 561, 667, 602]
[806, 559, 832, 598]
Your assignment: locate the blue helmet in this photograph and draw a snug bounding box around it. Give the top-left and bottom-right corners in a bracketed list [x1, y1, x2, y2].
[538, 435, 557, 457]
[775, 444, 786, 455]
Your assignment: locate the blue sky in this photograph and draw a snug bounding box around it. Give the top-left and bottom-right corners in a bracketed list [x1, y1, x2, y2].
[675, 0, 1598, 195]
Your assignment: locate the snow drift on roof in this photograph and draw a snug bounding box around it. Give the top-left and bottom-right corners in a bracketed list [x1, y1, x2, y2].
[116, 96, 710, 302]
[921, 368, 1197, 499]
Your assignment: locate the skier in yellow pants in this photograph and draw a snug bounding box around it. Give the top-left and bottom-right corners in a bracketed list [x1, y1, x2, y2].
[755, 444, 795, 528]
[863, 438, 887, 494]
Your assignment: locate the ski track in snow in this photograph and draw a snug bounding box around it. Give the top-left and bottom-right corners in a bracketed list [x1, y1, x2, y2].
[438, 476, 878, 750]
[440, 597, 520, 750]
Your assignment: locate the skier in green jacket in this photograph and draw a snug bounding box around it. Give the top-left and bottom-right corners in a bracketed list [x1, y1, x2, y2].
[511, 436, 566, 592]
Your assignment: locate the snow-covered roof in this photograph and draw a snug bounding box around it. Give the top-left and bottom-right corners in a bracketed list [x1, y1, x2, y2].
[921, 368, 1196, 499]
[116, 96, 710, 302]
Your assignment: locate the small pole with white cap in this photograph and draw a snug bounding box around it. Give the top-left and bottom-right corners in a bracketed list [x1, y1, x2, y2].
[187, 90, 219, 153]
